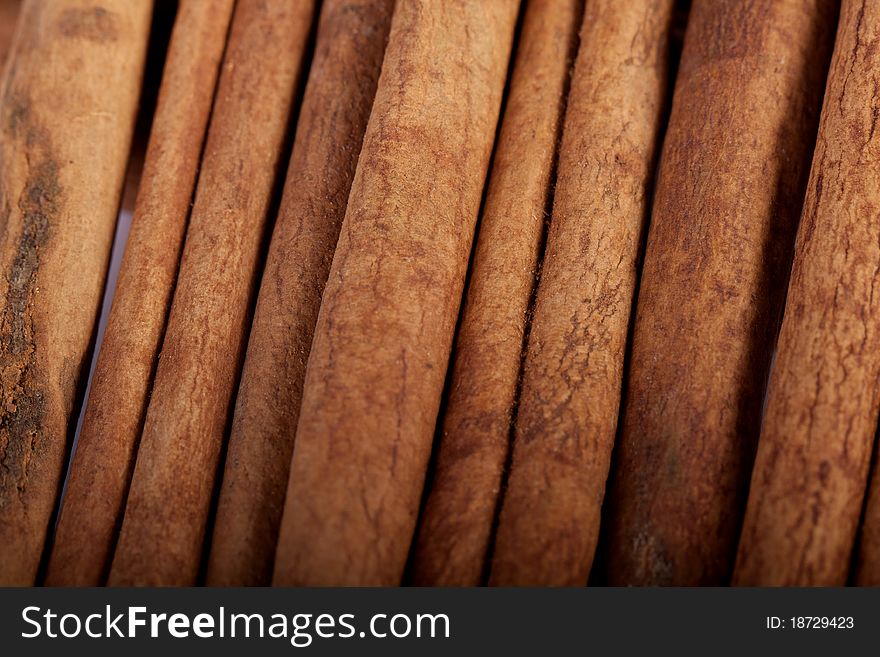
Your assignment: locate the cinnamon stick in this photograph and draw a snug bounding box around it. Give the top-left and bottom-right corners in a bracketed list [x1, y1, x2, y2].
[206, 0, 393, 587]
[408, 0, 581, 587]
[45, 0, 234, 587]
[0, 0, 151, 586]
[603, 0, 836, 585]
[272, 0, 519, 587]
[489, 0, 675, 587]
[107, 0, 315, 586]
[735, 0, 880, 587]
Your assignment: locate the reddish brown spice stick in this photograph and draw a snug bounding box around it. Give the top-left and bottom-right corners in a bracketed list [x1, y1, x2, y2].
[734, 0, 880, 587]
[271, 0, 519, 587]
[603, 0, 835, 585]
[206, 0, 394, 587]
[408, 0, 581, 587]
[489, 0, 675, 587]
[44, 0, 234, 587]
[0, 0, 151, 586]
[107, 0, 315, 586]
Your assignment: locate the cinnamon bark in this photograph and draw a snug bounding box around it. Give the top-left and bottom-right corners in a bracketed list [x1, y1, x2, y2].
[409, 0, 581, 587]
[0, 0, 151, 586]
[735, 0, 880, 587]
[604, 0, 835, 585]
[489, 0, 675, 587]
[0, 1, 21, 71]
[206, 0, 393, 587]
[272, 0, 519, 586]
[45, 0, 234, 587]
[858, 461, 880, 585]
[108, 0, 315, 586]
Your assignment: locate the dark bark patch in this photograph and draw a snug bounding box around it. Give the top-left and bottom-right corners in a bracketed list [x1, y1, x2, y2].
[0, 100, 60, 509]
[58, 6, 119, 44]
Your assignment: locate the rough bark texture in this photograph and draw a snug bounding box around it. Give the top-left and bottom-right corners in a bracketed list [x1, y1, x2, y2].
[45, 0, 234, 587]
[604, 0, 835, 585]
[489, 0, 675, 587]
[272, 0, 519, 587]
[735, 0, 880, 587]
[0, 1, 21, 71]
[206, 0, 393, 587]
[408, 0, 581, 587]
[108, 0, 315, 586]
[0, 0, 150, 586]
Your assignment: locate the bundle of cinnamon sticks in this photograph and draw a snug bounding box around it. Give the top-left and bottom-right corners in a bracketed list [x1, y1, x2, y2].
[2, 0, 879, 587]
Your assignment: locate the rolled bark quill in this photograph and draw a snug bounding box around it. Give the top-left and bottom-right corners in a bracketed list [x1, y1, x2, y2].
[0, 0, 151, 586]
[206, 0, 394, 587]
[489, 0, 675, 587]
[272, 0, 520, 586]
[108, 0, 315, 586]
[45, 0, 234, 587]
[604, 0, 835, 585]
[409, 0, 580, 588]
[735, 0, 880, 587]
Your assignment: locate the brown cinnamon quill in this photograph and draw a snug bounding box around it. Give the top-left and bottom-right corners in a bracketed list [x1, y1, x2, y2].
[736, 0, 880, 587]
[604, 0, 836, 585]
[272, 0, 519, 586]
[46, 0, 234, 587]
[410, 0, 581, 587]
[207, 0, 394, 587]
[0, 0, 151, 585]
[108, 0, 315, 586]
[490, 0, 675, 587]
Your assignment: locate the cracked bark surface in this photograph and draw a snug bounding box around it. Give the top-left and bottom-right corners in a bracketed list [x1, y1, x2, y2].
[409, 0, 581, 588]
[604, 0, 836, 585]
[735, 0, 880, 587]
[272, 0, 519, 587]
[0, 0, 150, 585]
[45, 0, 234, 587]
[206, 0, 394, 587]
[488, 0, 675, 587]
[107, 0, 315, 586]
